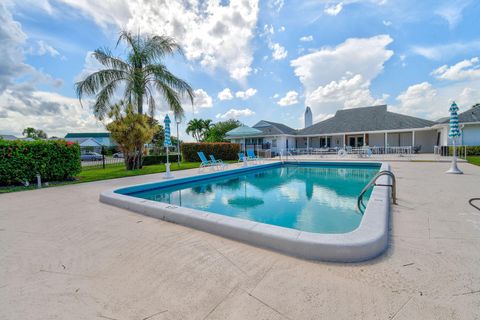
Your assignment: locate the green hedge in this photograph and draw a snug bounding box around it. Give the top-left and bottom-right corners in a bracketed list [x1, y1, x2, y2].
[448, 145, 480, 156]
[0, 140, 81, 185]
[181, 142, 240, 162]
[142, 154, 180, 166]
[466, 146, 480, 156]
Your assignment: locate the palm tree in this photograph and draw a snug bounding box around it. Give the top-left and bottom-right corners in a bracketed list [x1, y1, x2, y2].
[186, 118, 205, 142]
[75, 30, 194, 119]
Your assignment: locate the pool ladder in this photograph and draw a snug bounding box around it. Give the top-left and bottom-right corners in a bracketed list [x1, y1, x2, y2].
[285, 151, 299, 163]
[357, 170, 397, 214]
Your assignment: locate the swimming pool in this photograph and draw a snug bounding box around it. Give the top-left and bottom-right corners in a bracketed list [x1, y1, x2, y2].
[126, 164, 379, 234]
[101, 161, 392, 262]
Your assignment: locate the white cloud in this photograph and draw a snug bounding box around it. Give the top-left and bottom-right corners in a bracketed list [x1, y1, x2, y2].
[0, 3, 102, 136]
[431, 57, 480, 81]
[268, 0, 284, 13]
[391, 79, 480, 120]
[29, 0, 259, 83]
[435, 0, 472, 29]
[411, 40, 480, 61]
[382, 20, 392, 26]
[291, 35, 393, 115]
[192, 89, 212, 108]
[279, 26, 285, 32]
[300, 35, 313, 42]
[217, 88, 234, 101]
[269, 42, 288, 60]
[35, 40, 60, 57]
[324, 3, 343, 16]
[235, 88, 257, 100]
[277, 91, 299, 106]
[215, 108, 255, 119]
[308, 74, 388, 110]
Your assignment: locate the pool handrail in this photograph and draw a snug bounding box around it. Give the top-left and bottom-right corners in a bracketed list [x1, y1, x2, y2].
[357, 170, 396, 214]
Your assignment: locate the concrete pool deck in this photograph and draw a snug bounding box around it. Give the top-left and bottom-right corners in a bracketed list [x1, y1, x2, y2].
[1, 161, 479, 319]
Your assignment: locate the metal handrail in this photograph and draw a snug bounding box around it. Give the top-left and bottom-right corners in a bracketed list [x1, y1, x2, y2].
[357, 170, 397, 214]
[287, 151, 299, 163]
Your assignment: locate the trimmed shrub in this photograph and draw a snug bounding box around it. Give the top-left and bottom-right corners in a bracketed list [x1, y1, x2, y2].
[0, 140, 81, 185]
[142, 154, 180, 166]
[181, 142, 240, 162]
[448, 145, 480, 156]
[466, 146, 480, 156]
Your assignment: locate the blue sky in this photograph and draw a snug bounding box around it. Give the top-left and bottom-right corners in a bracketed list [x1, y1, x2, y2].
[1, 0, 480, 139]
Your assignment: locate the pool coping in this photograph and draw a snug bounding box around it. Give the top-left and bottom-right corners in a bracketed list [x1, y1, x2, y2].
[100, 161, 391, 262]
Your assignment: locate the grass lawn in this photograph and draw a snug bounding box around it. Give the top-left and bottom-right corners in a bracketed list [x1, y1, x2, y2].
[467, 156, 480, 166]
[0, 161, 231, 194]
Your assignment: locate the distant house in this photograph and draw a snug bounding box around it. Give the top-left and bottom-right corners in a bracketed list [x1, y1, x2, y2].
[64, 133, 116, 153]
[0, 134, 35, 141]
[434, 104, 480, 146]
[0, 134, 19, 140]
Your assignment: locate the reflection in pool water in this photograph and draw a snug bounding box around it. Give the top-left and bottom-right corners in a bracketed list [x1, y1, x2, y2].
[128, 164, 379, 234]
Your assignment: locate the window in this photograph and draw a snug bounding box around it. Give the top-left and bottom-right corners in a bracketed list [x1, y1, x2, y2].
[272, 139, 277, 147]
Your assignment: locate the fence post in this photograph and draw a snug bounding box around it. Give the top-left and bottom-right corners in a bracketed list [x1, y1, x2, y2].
[102, 146, 105, 169]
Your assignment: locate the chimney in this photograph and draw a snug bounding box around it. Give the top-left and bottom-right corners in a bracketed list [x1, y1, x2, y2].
[304, 106, 312, 128]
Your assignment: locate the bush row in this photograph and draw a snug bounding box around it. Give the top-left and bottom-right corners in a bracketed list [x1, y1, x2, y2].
[0, 140, 81, 185]
[448, 145, 480, 156]
[142, 154, 180, 166]
[181, 142, 240, 162]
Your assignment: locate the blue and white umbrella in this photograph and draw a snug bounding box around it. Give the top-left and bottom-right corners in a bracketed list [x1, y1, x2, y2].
[164, 114, 172, 147]
[446, 101, 463, 174]
[448, 102, 461, 138]
[163, 114, 174, 178]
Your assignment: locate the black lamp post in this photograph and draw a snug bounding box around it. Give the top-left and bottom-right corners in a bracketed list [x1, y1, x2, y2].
[175, 116, 181, 166]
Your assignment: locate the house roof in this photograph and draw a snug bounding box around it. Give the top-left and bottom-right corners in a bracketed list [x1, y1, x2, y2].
[225, 125, 263, 137]
[441, 104, 480, 124]
[297, 105, 436, 135]
[0, 134, 18, 140]
[253, 120, 297, 135]
[65, 132, 111, 138]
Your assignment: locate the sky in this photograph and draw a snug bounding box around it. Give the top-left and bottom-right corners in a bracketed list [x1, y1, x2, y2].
[1, 0, 480, 140]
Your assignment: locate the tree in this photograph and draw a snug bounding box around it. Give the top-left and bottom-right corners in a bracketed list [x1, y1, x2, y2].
[186, 118, 208, 142]
[22, 127, 47, 139]
[75, 30, 194, 118]
[204, 119, 241, 142]
[106, 103, 157, 170]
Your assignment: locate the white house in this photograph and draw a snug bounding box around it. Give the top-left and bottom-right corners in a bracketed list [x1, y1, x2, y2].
[227, 104, 480, 155]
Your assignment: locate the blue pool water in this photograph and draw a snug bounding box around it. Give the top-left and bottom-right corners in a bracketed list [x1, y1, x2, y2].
[126, 163, 379, 234]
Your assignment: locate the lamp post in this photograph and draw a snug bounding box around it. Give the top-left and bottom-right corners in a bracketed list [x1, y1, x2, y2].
[176, 116, 181, 166]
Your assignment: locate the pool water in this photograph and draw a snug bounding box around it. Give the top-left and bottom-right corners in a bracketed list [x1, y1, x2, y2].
[127, 164, 379, 234]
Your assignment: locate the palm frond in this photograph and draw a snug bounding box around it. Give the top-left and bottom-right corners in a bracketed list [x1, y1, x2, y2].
[146, 64, 194, 105]
[75, 69, 127, 105]
[155, 82, 184, 118]
[93, 48, 130, 71]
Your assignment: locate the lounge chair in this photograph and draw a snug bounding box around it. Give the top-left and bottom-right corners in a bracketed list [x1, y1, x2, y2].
[209, 155, 225, 169]
[238, 152, 246, 162]
[247, 150, 262, 163]
[197, 152, 215, 171]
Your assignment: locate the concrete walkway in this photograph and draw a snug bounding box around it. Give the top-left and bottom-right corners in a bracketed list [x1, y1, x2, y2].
[1, 162, 479, 319]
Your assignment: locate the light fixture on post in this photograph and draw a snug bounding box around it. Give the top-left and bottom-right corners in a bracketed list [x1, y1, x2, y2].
[175, 115, 181, 167]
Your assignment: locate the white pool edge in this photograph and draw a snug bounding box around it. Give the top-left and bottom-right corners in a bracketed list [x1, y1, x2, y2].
[100, 161, 391, 262]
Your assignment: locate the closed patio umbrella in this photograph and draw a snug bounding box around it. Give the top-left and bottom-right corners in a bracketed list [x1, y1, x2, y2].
[446, 101, 463, 174]
[163, 114, 174, 179]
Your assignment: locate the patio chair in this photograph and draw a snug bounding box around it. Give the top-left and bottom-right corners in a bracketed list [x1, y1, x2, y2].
[197, 152, 215, 171]
[247, 150, 262, 163]
[238, 152, 246, 162]
[209, 155, 226, 169]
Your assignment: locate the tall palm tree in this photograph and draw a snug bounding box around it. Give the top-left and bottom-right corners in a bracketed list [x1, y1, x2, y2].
[75, 30, 194, 119]
[186, 118, 205, 142]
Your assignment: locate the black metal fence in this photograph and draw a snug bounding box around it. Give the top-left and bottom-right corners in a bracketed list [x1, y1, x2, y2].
[80, 146, 123, 169]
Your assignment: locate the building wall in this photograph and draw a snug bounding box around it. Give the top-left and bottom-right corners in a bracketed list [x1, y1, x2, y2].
[462, 124, 480, 146]
[414, 130, 437, 152]
[369, 133, 385, 147]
